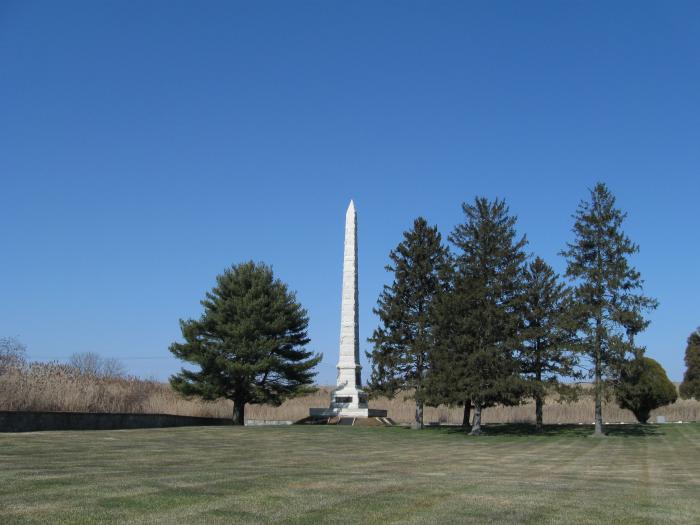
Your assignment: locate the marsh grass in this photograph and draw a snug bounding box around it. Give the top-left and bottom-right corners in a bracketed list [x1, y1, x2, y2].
[0, 363, 231, 417]
[247, 385, 699, 425]
[2, 365, 698, 424]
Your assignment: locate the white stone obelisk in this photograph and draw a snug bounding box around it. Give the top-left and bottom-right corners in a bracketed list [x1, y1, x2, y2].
[333, 200, 364, 407]
[310, 200, 386, 419]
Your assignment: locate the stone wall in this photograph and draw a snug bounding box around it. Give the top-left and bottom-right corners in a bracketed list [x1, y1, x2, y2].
[245, 419, 293, 426]
[0, 411, 232, 433]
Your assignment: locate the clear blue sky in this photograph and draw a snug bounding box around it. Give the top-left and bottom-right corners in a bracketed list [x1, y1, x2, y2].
[1, 1, 698, 383]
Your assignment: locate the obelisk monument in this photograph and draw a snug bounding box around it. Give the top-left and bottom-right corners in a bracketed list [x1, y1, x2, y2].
[310, 200, 386, 419]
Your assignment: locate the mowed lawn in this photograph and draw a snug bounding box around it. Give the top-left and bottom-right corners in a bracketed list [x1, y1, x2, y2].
[1, 424, 699, 524]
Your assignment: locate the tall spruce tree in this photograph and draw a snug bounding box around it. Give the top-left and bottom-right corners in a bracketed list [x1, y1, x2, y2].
[429, 197, 528, 435]
[519, 257, 579, 431]
[169, 262, 321, 425]
[366, 217, 449, 429]
[680, 328, 700, 400]
[561, 183, 657, 436]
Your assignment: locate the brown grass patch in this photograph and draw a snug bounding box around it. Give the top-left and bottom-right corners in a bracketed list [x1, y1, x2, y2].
[247, 386, 700, 424]
[1, 364, 698, 423]
[0, 363, 231, 417]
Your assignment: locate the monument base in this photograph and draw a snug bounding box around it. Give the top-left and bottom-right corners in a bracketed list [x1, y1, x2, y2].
[310, 384, 387, 419]
[309, 407, 388, 418]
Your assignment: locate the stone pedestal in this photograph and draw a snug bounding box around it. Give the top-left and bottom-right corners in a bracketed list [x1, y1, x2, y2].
[309, 407, 388, 418]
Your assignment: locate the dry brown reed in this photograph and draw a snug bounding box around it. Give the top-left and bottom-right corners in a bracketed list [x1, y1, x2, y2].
[0, 363, 232, 418]
[247, 386, 700, 424]
[2, 364, 698, 424]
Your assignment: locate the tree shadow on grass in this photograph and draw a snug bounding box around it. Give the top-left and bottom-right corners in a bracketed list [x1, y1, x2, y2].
[424, 423, 663, 438]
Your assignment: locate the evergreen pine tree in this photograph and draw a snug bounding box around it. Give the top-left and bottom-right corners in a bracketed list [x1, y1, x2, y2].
[679, 328, 700, 400]
[560, 183, 657, 436]
[519, 257, 579, 431]
[366, 217, 449, 429]
[429, 197, 528, 435]
[169, 261, 321, 425]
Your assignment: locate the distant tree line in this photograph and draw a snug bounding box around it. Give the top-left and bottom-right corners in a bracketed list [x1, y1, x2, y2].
[5, 183, 694, 432]
[366, 183, 679, 435]
[67, 352, 126, 379]
[163, 182, 695, 431]
[0, 338, 126, 380]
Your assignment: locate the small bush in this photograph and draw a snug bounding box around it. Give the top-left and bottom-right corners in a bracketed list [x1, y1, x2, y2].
[616, 356, 678, 423]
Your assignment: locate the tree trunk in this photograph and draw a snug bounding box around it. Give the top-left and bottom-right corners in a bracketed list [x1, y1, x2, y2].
[470, 402, 482, 436]
[593, 318, 605, 437]
[535, 367, 543, 432]
[636, 409, 650, 425]
[415, 399, 424, 429]
[535, 394, 544, 432]
[232, 400, 245, 426]
[593, 372, 604, 436]
[462, 401, 471, 429]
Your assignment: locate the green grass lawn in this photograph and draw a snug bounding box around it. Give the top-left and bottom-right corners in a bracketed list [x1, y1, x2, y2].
[1, 423, 699, 524]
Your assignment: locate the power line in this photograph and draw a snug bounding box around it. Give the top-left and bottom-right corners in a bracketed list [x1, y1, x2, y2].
[29, 355, 175, 361]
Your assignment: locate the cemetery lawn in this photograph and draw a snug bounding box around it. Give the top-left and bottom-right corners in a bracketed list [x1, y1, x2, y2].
[1, 424, 699, 524]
